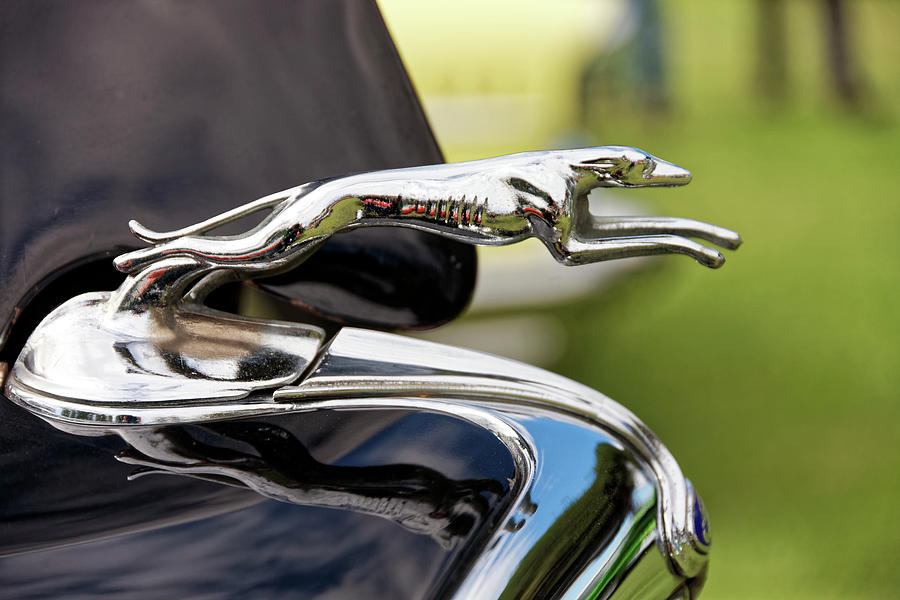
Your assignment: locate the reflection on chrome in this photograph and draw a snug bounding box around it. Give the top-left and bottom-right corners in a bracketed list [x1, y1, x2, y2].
[276, 328, 711, 598]
[116, 422, 503, 549]
[4, 147, 737, 598]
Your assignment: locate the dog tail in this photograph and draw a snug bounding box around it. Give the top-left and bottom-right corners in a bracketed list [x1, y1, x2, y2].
[127, 191, 293, 243]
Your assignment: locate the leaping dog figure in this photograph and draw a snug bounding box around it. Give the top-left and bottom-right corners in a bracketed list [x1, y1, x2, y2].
[115, 147, 741, 293]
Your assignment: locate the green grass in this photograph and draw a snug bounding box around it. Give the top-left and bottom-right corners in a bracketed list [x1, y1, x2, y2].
[456, 110, 900, 598]
[547, 4, 900, 595]
[546, 110, 900, 598]
[438, 110, 899, 596]
[387, 0, 900, 595]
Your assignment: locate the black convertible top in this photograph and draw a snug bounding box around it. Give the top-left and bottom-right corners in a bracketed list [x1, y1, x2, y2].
[0, 0, 475, 358]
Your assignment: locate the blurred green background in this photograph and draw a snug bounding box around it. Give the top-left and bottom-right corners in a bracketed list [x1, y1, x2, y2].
[380, 1, 899, 598]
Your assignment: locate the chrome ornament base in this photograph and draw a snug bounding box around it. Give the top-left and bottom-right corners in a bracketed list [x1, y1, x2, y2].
[8, 291, 324, 427]
[4, 147, 739, 598]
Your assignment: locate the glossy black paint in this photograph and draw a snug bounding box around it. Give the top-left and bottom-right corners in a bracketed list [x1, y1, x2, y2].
[0, 410, 516, 599]
[0, 0, 476, 356]
[0, 397, 262, 556]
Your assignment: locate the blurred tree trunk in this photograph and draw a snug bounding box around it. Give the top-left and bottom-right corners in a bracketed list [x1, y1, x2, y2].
[822, 0, 863, 107]
[632, 0, 668, 111]
[756, 0, 788, 103]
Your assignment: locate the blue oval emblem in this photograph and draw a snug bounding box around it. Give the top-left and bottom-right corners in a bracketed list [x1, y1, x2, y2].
[693, 491, 711, 547]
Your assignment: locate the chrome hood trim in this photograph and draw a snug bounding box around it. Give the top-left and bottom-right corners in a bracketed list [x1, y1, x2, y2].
[4, 147, 737, 598]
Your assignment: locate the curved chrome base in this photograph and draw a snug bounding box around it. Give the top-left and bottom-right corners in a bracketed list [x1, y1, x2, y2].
[6, 320, 710, 598]
[6, 291, 324, 426]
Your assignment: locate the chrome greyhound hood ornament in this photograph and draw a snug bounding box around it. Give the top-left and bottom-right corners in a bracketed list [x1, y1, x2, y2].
[4, 147, 739, 599]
